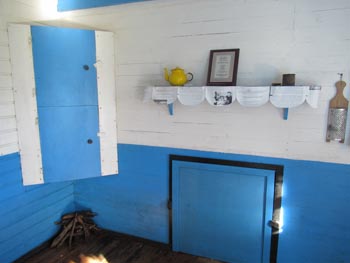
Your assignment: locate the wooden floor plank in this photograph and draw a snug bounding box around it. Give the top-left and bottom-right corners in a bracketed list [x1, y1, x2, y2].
[14, 230, 224, 263]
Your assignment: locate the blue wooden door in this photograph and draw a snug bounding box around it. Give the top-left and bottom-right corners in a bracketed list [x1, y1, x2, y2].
[172, 160, 275, 263]
[31, 26, 101, 182]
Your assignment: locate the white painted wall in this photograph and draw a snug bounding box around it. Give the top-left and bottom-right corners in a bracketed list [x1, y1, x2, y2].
[1, 0, 350, 163]
[0, 14, 18, 155]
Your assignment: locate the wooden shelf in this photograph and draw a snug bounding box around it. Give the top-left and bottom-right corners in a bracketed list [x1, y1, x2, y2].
[150, 86, 321, 119]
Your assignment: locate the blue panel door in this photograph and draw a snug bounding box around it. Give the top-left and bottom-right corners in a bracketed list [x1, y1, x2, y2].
[31, 26, 98, 107]
[172, 161, 275, 263]
[38, 106, 101, 182]
[30, 26, 101, 182]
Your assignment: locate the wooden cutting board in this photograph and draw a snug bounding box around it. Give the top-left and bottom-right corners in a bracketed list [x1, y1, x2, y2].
[329, 80, 348, 108]
[326, 78, 349, 143]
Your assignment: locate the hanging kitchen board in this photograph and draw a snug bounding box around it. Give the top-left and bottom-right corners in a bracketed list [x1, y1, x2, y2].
[326, 75, 349, 143]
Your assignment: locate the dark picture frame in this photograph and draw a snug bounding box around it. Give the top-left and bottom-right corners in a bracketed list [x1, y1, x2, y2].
[206, 49, 240, 86]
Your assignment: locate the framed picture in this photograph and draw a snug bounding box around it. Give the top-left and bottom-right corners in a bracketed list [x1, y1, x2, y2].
[206, 49, 240, 86]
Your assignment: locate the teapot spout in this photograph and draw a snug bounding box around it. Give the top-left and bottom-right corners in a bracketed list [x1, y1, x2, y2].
[164, 68, 169, 81]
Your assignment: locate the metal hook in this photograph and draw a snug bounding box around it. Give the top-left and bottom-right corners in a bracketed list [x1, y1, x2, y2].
[338, 73, 343, 81]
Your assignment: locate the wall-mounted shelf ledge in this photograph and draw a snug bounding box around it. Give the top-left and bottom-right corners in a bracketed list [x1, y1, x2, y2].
[149, 86, 321, 119]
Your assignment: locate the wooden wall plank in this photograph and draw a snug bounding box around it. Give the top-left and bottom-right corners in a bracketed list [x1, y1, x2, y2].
[1, 198, 75, 262]
[0, 60, 11, 74]
[0, 117, 16, 130]
[0, 153, 75, 263]
[0, 23, 17, 156]
[0, 184, 73, 220]
[0, 75, 12, 88]
[0, 46, 10, 60]
[0, 194, 74, 244]
[0, 30, 8, 44]
[0, 103, 15, 116]
[0, 183, 73, 214]
[0, 130, 17, 142]
[8, 24, 43, 185]
[0, 89, 14, 103]
[0, 143, 18, 156]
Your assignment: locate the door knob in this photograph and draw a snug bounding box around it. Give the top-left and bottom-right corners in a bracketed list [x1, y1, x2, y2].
[83, 65, 89, 70]
[87, 139, 93, 144]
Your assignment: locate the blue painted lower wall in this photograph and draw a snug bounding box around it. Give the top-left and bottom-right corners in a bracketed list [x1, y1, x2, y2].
[1, 145, 350, 262]
[0, 153, 76, 263]
[74, 144, 350, 263]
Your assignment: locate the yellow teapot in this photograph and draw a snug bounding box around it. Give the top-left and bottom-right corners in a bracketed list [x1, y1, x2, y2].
[164, 67, 193, 86]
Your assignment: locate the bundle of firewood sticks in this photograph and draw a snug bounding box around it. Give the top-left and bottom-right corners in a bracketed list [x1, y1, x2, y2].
[51, 210, 99, 249]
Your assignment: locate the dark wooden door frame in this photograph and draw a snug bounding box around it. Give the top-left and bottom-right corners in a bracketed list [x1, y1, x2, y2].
[169, 155, 284, 263]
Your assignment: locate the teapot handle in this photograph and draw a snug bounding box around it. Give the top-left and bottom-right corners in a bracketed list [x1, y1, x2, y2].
[187, 72, 193, 82]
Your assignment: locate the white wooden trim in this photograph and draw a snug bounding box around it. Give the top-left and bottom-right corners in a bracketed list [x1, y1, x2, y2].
[8, 24, 44, 185]
[95, 31, 118, 175]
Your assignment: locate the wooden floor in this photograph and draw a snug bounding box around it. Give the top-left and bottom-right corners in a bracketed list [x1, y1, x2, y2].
[14, 230, 224, 263]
